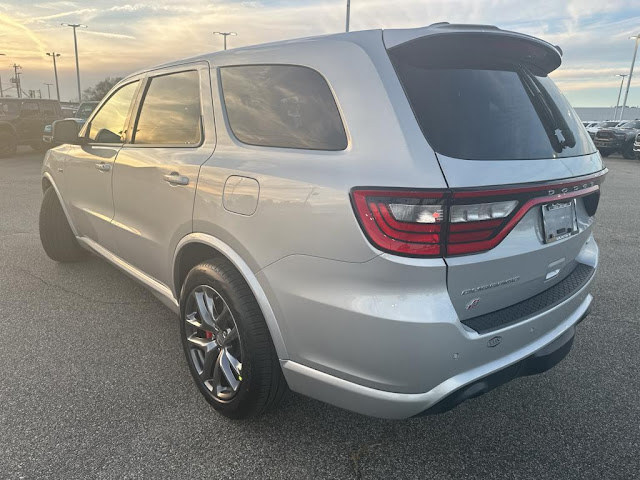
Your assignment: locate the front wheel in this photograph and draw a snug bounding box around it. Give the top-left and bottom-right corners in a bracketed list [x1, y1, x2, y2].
[622, 142, 636, 160]
[597, 148, 611, 157]
[39, 187, 87, 262]
[180, 259, 287, 419]
[0, 131, 17, 158]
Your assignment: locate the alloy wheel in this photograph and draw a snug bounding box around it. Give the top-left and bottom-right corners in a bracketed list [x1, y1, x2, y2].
[184, 285, 243, 402]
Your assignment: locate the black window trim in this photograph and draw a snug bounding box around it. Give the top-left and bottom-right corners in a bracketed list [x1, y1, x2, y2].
[79, 79, 143, 146]
[217, 63, 349, 152]
[124, 68, 205, 149]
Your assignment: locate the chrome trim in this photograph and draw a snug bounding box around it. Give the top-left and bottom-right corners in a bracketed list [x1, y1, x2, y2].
[77, 236, 179, 313]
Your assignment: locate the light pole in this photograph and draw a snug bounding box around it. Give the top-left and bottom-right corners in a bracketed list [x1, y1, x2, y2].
[0, 53, 4, 98]
[62, 23, 87, 102]
[44, 83, 53, 99]
[620, 34, 640, 122]
[12, 64, 22, 98]
[46, 52, 61, 102]
[613, 74, 627, 120]
[213, 31, 237, 51]
[346, 0, 351, 32]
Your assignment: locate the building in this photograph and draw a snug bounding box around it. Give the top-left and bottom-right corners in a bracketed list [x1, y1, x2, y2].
[574, 106, 640, 122]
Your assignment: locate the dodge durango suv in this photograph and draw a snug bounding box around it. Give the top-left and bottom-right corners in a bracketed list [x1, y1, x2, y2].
[39, 23, 604, 419]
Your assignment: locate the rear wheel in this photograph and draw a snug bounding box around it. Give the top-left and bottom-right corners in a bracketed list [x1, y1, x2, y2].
[39, 187, 86, 262]
[0, 131, 17, 158]
[180, 259, 287, 419]
[622, 142, 636, 160]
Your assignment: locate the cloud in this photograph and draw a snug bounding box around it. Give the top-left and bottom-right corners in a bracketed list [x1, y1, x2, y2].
[0, 0, 638, 105]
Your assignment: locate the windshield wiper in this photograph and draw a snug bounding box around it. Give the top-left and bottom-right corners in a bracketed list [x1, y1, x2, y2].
[518, 68, 576, 153]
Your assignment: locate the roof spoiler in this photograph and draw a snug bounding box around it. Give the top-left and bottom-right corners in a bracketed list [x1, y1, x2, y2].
[384, 22, 563, 75]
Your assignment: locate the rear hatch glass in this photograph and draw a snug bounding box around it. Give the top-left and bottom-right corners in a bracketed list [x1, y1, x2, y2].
[387, 35, 595, 161]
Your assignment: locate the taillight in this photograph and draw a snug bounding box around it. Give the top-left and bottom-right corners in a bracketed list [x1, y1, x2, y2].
[351, 190, 446, 256]
[351, 170, 606, 258]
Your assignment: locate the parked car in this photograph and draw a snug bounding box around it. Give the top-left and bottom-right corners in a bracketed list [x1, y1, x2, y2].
[594, 119, 640, 158]
[586, 120, 619, 139]
[633, 132, 640, 159]
[0, 98, 63, 156]
[43, 101, 99, 145]
[40, 23, 605, 420]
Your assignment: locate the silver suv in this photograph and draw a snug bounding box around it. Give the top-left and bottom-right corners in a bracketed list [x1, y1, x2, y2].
[40, 23, 605, 419]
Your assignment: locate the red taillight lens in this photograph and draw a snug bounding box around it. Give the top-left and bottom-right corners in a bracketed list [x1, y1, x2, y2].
[351, 190, 445, 256]
[350, 171, 606, 258]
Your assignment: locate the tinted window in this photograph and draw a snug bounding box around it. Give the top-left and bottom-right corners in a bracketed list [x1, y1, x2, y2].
[0, 101, 19, 116]
[42, 103, 55, 116]
[620, 120, 640, 129]
[21, 102, 39, 117]
[220, 65, 347, 150]
[133, 71, 201, 145]
[88, 81, 139, 143]
[389, 46, 595, 160]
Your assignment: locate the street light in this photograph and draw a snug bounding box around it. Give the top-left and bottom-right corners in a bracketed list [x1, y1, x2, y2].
[213, 31, 237, 51]
[614, 74, 628, 120]
[62, 23, 87, 102]
[620, 34, 640, 122]
[44, 83, 53, 99]
[46, 52, 61, 102]
[346, 0, 351, 32]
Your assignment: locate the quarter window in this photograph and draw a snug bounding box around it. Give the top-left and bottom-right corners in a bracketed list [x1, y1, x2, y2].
[220, 65, 347, 150]
[132, 70, 202, 145]
[87, 81, 139, 143]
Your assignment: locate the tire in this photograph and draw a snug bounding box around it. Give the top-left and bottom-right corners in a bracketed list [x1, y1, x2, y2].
[30, 141, 50, 153]
[39, 187, 86, 262]
[598, 148, 611, 157]
[0, 131, 17, 158]
[622, 142, 636, 160]
[180, 259, 287, 419]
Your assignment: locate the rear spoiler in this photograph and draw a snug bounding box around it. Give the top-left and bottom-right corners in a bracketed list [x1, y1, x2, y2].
[383, 22, 563, 75]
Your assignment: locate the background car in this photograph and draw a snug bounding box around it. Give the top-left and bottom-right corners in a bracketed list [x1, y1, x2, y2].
[0, 98, 63, 156]
[586, 120, 620, 139]
[42, 101, 99, 146]
[594, 119, 640, 158]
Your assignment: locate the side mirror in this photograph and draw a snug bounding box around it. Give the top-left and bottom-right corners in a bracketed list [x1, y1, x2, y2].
[52, 119, 81, 145]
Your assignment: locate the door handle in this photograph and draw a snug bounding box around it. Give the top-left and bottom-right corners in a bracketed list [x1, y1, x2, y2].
[95, 162, 111, 172]
[163, 172, 190, 186]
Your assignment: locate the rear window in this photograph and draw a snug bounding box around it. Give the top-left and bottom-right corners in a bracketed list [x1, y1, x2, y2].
[220, 65, 347, 150]
[389, 39, 595, 160]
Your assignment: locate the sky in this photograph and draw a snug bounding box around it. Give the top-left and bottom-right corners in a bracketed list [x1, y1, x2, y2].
[1, 0, 639, 106]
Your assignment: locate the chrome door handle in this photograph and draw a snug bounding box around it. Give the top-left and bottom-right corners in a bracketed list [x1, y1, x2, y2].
[95, 162, 111, 172]
[163, 172, 189, 186]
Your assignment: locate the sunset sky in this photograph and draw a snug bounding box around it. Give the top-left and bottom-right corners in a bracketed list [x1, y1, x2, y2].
[1, 0, 640, 106]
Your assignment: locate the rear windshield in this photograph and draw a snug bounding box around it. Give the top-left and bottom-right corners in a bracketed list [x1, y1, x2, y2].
[389, 42, 595, 160]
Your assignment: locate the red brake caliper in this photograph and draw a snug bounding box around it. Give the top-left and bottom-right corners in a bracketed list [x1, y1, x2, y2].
[205, 331, 213, 340]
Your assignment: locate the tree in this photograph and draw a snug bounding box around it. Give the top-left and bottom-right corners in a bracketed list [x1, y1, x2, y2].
[82, 77, 123, 101]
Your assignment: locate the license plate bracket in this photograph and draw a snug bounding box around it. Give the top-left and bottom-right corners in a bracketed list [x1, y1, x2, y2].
[542, 200, 578, 243]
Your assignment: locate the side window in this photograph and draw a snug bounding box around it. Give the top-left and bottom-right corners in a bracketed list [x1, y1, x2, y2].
[87, 81, 139, 143]
[42, 103, 55, 116]
[132, 70, 201, 145]
[220, 65, 347, 150]
[21, 102, 39, 117]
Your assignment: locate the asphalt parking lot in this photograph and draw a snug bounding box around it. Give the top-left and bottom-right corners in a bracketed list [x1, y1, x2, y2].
[0, 147, 638, 479]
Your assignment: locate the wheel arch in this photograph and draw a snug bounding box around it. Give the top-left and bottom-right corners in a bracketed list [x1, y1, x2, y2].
[173, 233, 289, 359]
[0, 121, 17, 136]
[41, 171, 78, 236]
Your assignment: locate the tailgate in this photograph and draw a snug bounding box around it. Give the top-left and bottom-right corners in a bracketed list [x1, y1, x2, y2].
[385, 23, 604, 326]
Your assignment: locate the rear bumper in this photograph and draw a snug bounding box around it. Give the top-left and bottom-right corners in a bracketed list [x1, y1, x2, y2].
[268, 234, 598, 419]
[281, 292, 592, 418]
